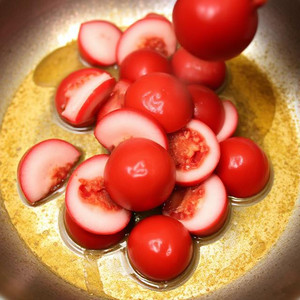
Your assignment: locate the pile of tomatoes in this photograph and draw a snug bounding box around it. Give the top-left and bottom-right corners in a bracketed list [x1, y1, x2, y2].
[17, 0, 269, 283]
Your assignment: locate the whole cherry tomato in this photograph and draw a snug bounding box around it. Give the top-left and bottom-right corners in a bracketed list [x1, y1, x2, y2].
[120, 49, 172, 82]
[104, 138, 176, 211]
[188, 84, 225, 134]
[172, 0, 267, 61]
[171, 48, 226, 90]
[127, 215, 193, 281]
[125, 72, 194, 133]
[215, 137, 270, 198]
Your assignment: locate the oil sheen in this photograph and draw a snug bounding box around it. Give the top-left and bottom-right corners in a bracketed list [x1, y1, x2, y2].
[0, 41, 299, 299]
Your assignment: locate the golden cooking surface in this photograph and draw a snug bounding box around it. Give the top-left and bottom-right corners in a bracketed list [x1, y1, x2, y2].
[0, 40, 299, 299]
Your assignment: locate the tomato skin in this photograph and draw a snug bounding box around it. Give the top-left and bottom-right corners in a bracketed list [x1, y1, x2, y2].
[96, 79, 130, 121]
[55, 68, 115, 127]
[64, 210, 125, 250]
[172, 0, 265, 61]
[171, 48, 226, 90]
[120, 49, 172, 82]
[127, 215, 193, 281]
[215, 137, 270, 198]
[188, 85, 224, 134]
[104, 138, 176, 211]
[125, 72, 194, 133]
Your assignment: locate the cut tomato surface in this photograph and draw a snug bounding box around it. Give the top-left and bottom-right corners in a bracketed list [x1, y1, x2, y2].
[65, 154, 131, 235]
[116, 17, 177, 64]
[163, 174, 229, 236]
[168, 119, 220, 186]
[78, 20, 122, 66]
[94, 108, 168, 151]
[55, 68, 116, 127]
[18, 139, 81, 204]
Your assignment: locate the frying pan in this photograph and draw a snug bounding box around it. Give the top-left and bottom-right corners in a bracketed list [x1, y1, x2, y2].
[0, 0, 299, 299]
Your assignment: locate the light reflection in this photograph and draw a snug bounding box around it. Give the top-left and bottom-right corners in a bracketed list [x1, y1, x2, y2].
[149, 239, 162, 253]
[196, 4, 220, 20]
[57, 24, 80, 46]
[126, 161, 148, 178]
[229, 155, 244, 169]
[142, 91, 164, 115]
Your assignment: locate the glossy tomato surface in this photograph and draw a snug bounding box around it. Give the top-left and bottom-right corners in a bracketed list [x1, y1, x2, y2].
[216, 137, 270, 198]
[171, 48, 226, 90]
[64, 210, 125, 250]
[127, 215, 193, 281]
[188, 84, 225, 134]
[125, 72, 194, 133]
[120, 49, 172, 82]
[172, 0, 267, 61]
[104, 138, 176, 211]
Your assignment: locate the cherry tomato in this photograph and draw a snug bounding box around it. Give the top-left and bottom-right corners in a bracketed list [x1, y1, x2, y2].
[125, 72, 194, 133]
[188, 84, 225, 134]
[64, 209, 125, 250]
[127, 215, 193, 281]
[55, 68, 115, 127]
[215, 137, 270, 198]
[96, 79, 130, 121]
[120, 49, 172, 82]
[104, 138, 176, 211]
[171, 48, 226, 90]
[172, 0, 267, 61]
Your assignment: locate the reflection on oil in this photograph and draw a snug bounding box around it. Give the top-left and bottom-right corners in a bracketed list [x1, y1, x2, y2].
[221, 56, 276, 145]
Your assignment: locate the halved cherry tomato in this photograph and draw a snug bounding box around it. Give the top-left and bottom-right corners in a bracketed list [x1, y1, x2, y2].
[215, 137, 270, 198]
[125, 72, 194, 133]
[172, 0, 267, 61]
[120, 49, 172, 82]
[171, 48, 226, 90]
[104, 138, 176, 212]
[64, 209, 125, 250]
[55, 68, 115, 127]
[127, 215, 193, 281]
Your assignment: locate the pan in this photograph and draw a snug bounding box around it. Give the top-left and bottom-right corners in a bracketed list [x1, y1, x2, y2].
[0, 0, 299, 299]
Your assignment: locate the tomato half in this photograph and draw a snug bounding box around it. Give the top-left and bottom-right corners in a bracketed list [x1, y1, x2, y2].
[55, 68, 115, 127]
[171, 48, 226, 90]
[104, 138, 176, 211]
[124, 72, 194, 133]
[215, 137, 270, 198]
[64, 209, 125, 250]
[127, 215, 193, 281]
[119, 49, 172, 82]
[172, 0, 267, 61]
